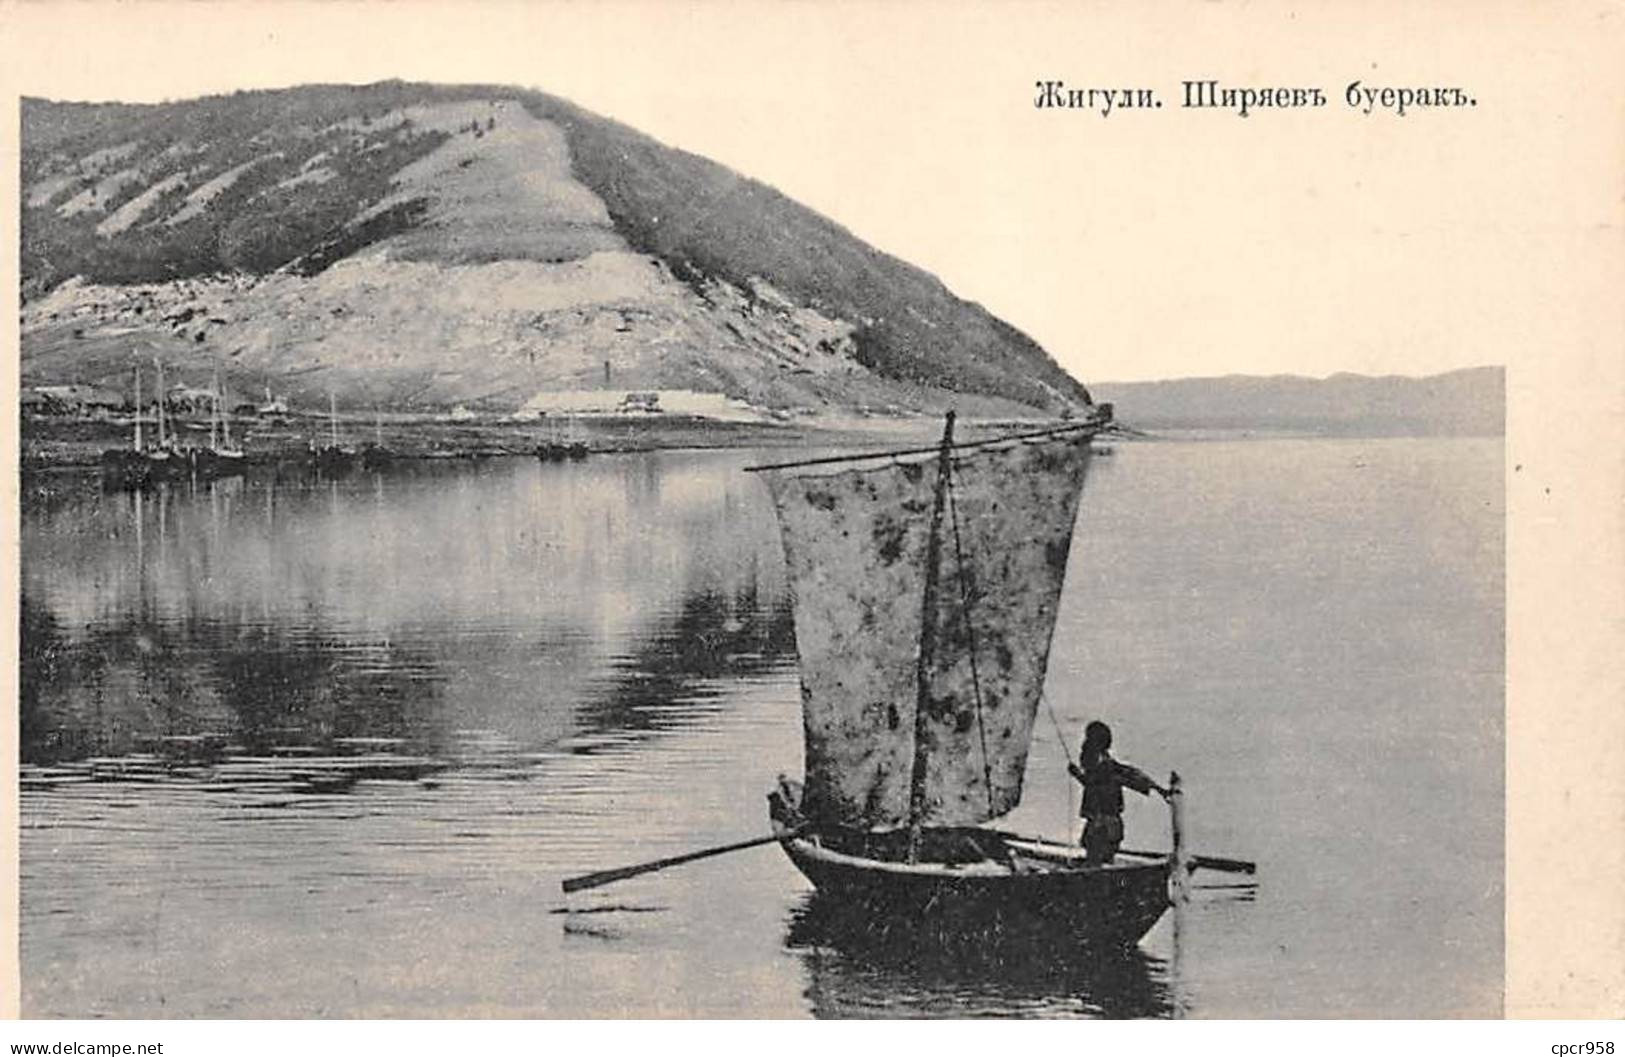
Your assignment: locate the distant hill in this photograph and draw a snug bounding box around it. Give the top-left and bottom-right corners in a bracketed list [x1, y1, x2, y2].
[20, 82, 1089, 417]
[1092, 367, 1504, 436]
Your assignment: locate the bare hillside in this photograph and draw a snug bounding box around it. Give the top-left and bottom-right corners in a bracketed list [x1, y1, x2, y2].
[21, 84, 1090, 418]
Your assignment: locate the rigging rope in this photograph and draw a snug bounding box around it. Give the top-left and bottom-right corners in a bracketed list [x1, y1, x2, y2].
[945, 462, 996, 818]
[1040, 691, 1075, 836]
[1041, 691, 1071, 756]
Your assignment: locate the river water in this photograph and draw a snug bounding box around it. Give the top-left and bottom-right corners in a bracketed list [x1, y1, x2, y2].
[18, 436, 1503, 1018]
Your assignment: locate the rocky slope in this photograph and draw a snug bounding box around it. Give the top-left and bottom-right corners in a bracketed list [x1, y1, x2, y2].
[21, 83, 1090, 418]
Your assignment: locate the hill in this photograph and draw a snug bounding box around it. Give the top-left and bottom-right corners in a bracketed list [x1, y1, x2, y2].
[1092, 367, 1504, 436]
[20, 83, 1089, 418]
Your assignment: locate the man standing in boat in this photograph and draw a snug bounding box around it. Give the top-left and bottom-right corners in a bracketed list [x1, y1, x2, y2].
[1069, 720, 1169, 864]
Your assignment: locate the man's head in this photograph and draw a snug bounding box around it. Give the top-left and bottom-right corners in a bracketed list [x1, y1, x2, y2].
[1084, 720, 1113, 752]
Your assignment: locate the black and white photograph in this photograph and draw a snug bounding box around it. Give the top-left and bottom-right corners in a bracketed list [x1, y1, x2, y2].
[4, 0, 1621, 1034]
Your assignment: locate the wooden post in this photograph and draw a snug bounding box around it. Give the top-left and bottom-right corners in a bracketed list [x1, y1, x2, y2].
[907, 411, 957, 864]
[1168, 770, 1190, 903]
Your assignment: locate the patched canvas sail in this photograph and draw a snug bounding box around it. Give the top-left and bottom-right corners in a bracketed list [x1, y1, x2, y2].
[761, 426, 1093, 830]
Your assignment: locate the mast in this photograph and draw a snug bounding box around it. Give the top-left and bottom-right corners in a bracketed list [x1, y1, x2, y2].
[133, 364, 142, 452]
[211, 363, 220, 449]
[222, 379, 233, 448]
[906, 411, 956, 863]
[154, 358, 166, 448]
[330, 391, 339, 448]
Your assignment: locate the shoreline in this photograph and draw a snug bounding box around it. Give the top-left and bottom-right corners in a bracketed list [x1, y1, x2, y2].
[20, 412, 1498, 476]
[20, 410, 1072, 474]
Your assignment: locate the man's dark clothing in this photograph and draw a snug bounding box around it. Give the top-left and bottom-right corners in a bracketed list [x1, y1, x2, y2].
[1069, 750, 1157, 864]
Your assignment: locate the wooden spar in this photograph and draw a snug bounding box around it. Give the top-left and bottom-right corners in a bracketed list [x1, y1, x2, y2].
[743, 419, 1101, 474]
[1118, 848, 1257, 874]
[1168, 771, 1190, 903]
[561, 834, 782, 894]
[133, 364, 142, 452]
[1169, 771, 1185, 863]
[1184, 853, 1256, 874]
[906, 411, 957, 864]
[1126, 770, 1258, 876]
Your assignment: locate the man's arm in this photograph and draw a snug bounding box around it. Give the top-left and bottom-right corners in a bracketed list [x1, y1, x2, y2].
[1116, 761, 1169, 798]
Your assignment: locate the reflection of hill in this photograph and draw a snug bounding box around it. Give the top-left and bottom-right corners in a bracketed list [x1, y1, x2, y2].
[785, 893, 1175, 1019]
[574, 580, 796, 743]
[20, 585, 448, 764]
[20, 454, 792, 764]
[19, 591, 69, 760]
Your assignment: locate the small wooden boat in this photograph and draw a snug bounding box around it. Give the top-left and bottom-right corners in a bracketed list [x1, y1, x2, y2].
[100, 447, 152, 488]
[751, 409, 1185, 947]
[361, 408, 396, 469]
[769, 779, 1176, 947]
[194, 364, 247, 479]
[194, 447, 247, 478]
[538, 413, 589, 461]
[101, 360, 197, 488]
[559, 408, 1250, 940]
[314, 391, 358, 472]
[360, 445, 394, 470]
[102, 362, 153, 488]
[313, 445, 357, 472]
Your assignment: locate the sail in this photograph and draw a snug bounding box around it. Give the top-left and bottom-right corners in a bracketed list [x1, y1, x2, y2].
[762, 428, 1093, 830]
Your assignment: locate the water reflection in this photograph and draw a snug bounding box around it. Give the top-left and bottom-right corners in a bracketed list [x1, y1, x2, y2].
[785, 892, 1177, 1018]
[19, 439, 1505, 1018]
[579, 582, 795, 746]
[20, 455, 793, 766]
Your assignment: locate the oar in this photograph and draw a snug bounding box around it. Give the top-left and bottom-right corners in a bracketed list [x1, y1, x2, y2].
[1124, 848, 1257, 875]
[1185, 853, 1256, 875]
[561, 833, 782, 894]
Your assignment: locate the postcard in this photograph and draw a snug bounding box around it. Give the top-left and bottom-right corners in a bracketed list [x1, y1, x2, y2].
[2, 0, 1620, 1031]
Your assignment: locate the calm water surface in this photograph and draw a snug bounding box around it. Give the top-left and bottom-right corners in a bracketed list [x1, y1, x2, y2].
[19, 438, 1503, 1017]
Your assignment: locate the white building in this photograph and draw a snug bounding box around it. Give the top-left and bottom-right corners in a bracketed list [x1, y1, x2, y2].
[512, 389, 763, 422]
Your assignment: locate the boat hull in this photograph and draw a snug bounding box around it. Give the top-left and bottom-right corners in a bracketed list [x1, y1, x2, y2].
[769, 785, 1174, 948]
[778, 836, 1171, 947]
[314, 447, 358, 473]
[100, 448, 200, 488]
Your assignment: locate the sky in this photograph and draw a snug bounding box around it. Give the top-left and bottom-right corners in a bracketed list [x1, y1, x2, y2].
[2, 1, 1614, 383]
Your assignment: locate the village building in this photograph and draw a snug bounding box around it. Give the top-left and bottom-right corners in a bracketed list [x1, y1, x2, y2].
[165, 384, 218, 415]
[26, 384, 127, 416]
[512, 388, 762, 422]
